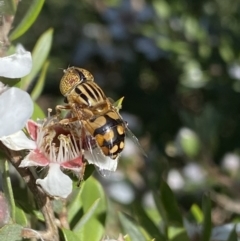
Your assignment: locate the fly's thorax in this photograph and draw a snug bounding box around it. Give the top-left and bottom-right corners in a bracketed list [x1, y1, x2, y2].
[69, 81, 107, 108]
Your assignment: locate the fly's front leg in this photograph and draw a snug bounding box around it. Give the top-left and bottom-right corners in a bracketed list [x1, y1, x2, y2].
[55, 104, 78, 124]
[55, 104, 71, 116]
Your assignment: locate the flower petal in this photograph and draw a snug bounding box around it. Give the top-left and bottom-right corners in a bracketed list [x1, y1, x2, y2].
[36, 163, 72, 198]
[61, 157, 83, 170]
[61, 158, 84, 179]
[0, 44, 32, 78]
[0, 131, 36, 150]
[26, 120, 38, 141]
[0, 87, 33, 137]
[20, 150, 49, 167]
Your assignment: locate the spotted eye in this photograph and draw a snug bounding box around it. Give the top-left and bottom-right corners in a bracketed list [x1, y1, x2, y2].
[75, 68, 86, 82]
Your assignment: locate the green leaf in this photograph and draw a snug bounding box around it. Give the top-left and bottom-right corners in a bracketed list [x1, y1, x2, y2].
[153, 192, 168, 225]
[170, 228, 190, 241]
[73, 198, 100, 231]
[67, 187, 84, 224]
[78, 219, 104, 241]
[15, 206, 28, 226]
[32, 210, 44, 222]
[0, 224, 23, 241]
[227, 226, 238, 241]
[31, 102, 45, 121]
[1, 0, 17, 15]
[113, 96, 125, 110]
[191, 204, 203, 224]
[31, 61, 49, 101]
[201, 194, 211, 241]
[9, 0, 45, 40]
[72, 177, 106, 240]
[61, 228, 80, 241]
[1, 161, 15, 221]
[80, 177, 106, 216]
[0, 77, 20, 87]
[124, 235, 131, 241]
[160, 180, 183, 226]
[83, 164, 95, 181]
[134, 204, 166, 241]
[21, 28, 53, 91]
[119, 212, 147, 241]
[152, 0, 170, 19]
[179, 130, 201, 158]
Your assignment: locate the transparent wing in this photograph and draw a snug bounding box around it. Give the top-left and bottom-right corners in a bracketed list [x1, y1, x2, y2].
[125, 123, 147, 157]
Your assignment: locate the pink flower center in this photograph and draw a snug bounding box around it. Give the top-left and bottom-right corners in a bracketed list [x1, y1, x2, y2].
[36, 117, 82, 164]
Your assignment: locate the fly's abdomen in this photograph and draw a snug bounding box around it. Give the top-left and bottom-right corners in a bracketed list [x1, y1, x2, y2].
[86, 111, 126, 159]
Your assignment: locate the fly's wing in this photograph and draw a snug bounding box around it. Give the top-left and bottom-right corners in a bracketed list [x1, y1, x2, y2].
[125, 123, 147, 158]
[83, 130, 119, 177]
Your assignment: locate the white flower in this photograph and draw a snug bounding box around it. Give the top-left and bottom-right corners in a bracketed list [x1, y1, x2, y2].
[36, 163, 72, 198]
[18, 119, 84, 198]
[167, 169, 185, 190]
[0, 130, 36, 150]
[0, 84, 33, 137]
[0, 44, 32, 78]
[182, 163, 206, 184]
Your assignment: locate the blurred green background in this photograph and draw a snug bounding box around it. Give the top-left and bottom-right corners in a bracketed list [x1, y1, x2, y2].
[10, 0, 240, 235]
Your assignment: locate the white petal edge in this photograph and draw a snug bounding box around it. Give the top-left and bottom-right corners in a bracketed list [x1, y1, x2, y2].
[0, 130, 36, 150]
[84, 149, 118, 172]
[36, 163, 72, 198]
[0, 87, 33, 137]
[0, 44, 32, 78]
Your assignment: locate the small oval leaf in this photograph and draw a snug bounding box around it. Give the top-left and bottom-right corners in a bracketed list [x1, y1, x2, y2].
[15, 206, 28, 226]
[119, 212, 147, 241]
[10, 0, 45, 40]
[61, 228, 80, 241]
[31, 61, 49, 101]
[0, 224, 23, 241]
[73, 198, 100, 231]
[21, 28, 53, 91]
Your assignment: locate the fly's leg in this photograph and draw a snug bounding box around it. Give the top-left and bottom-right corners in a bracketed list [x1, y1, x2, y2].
[77, 158, 87, 187]
[55, 104, 71, 116]
[55, 104, 80, 124]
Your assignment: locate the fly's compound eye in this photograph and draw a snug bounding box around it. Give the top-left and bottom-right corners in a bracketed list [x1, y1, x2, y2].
[75, 68, 87, 82]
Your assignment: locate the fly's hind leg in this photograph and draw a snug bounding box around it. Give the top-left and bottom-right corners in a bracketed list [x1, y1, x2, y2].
[77, 157, 88, 187]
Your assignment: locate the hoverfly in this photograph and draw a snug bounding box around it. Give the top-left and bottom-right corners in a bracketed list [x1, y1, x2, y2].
[56, 67, 145, 176]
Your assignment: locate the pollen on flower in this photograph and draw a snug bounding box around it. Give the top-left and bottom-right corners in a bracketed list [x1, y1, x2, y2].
[36, 116, 83, 166]
[22, 114, 84, 198]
